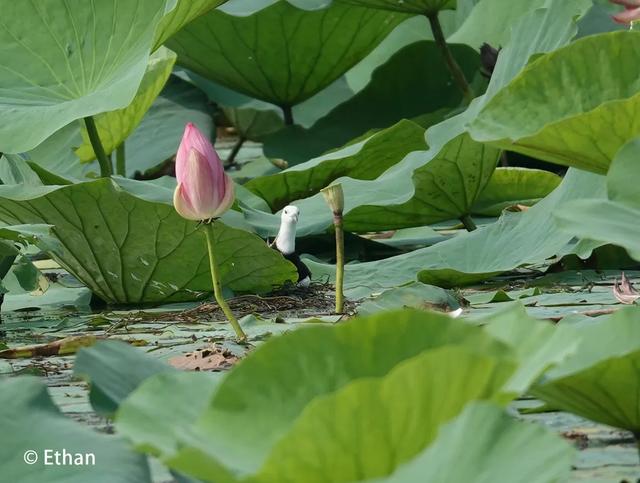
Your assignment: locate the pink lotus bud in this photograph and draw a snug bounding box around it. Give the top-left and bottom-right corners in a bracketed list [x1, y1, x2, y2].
[173, 123, 235, 221]
[611, 0, 640, 24]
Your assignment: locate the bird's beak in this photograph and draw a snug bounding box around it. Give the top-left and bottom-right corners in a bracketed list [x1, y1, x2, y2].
[293, 212, 299, 222]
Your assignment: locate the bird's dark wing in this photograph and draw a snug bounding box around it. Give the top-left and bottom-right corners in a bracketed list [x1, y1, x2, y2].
[283, 252, 312, 282]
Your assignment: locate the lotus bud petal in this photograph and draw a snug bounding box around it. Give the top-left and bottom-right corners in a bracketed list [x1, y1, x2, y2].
[320, 183, 344, 216]
[611, 0, 640, 23]
[173, 123, 235, 221]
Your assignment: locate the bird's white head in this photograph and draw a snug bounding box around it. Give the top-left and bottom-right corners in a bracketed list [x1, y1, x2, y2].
[275, 205, 300, 255]
[280, 205, 300, 224]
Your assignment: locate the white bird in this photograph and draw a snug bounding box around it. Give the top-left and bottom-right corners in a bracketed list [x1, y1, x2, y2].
[271, 205, 311, 287]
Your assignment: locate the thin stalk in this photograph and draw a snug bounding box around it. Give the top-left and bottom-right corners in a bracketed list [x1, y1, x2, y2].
[334, 214, 345, 314]
[84, 116, 113, 177]
[634, 432, 640, 463]
[460, 214, 477, 232]
[116, 143, 126, 177]
[500, 151, 509, 167]
[281, 105, 294, 125]
[226, 136, 246, 167]
[426, 12, 474, 103]
[203, 223, 247, 342]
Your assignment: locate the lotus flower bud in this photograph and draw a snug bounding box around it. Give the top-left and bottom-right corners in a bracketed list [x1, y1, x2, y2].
[611, 0, 640, 24]
[173, 123, 235, 221]
[321, 183, 344, 217]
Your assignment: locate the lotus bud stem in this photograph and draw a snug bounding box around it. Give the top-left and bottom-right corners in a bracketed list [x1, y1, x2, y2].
[203, 222, 246, 342]
[321, 184, 345, 314]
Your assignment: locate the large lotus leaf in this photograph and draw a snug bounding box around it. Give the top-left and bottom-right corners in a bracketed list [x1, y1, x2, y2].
[372, 402, 574, 483]
[117, 309, 512, 477]
[244, 347, 514, 483]
[166, 1, 408, 106]
[261, 40, 479, 165]
[0, 167, 296, 304]
[338, 0, 454, 15]
[471, 167, 561, 216]
[117, 371, 223, 456]
[469, 31, 640, 174]
[24, 123, 91, 180]
[447, 0, 547, 47]
[480, 303, 580, 394]
[0, 377, 150, 483]
[342, 133, 500, 231]
[0, 0, 168, 153]
[244, 130, 499, 235]
[421, 0, 592, 166]
[74, 340, 174, 416]
[532, 306, 640, 432]
[153, 0, 226, 49]
[306, 168, 606, 299]
[554, 139, 640, 260]
[246, 120, 427, 211]
[76, 47, 177, 162]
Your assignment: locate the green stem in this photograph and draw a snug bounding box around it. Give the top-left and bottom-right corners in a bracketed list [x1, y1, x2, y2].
[116, 142, 126, 177]
[281, 105, 294, 125]
[460, 214, 477, 232]
[334, 214, 345, 314]
[84, 116, 113, 177]
[226, 136, 246, 167]
[203, 223, 247, 342]
[634, 432, 640, 463]
[426, 12, 474, 103]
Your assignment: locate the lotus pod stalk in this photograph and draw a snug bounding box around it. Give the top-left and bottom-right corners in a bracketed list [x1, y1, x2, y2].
[321, 183, 345, 314]
[173, 123, 246, 342]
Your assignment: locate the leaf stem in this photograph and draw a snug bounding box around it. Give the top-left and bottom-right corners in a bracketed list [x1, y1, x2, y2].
[281, 105, 294, 125]
[426, 12, 474, 103]
[226, 136, 246, 167]
[203, 223, 247, 342]
[334, 214, 345, 314]
[634, 432, 640, 463]
[116, 143, 126, 177]
[84, 116, 113, 177]
[460, 214, 477, 231]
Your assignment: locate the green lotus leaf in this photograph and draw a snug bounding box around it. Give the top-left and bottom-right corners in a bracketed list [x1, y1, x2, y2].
[153, 0, 227, 49]
[0, 377, 151, 483]
[480, 303, 581, 394]
[74, 340, 174, 416]
[371, 402, 574, 483]
[0, 160, 296, 304]
[470, 31, 640, 174]
[554, 139, 640, 260]
[261, 40, 479, 165]
[338, 0, 455, 15]
[342, 133, 500, 230]
[305, 168, 606, 299]
[472, 167, 562, 216]
[246, 119, 427, 211]
[248, 347, 514, 483]
[532, 306, 640, 433]
[447, 0, 547, 47]
[116, 309, 512, 478]
[117, 371, 223, 457]
[166, 1, 408, 107]
[76, 47, 177, 162]
[0, 0, 168, 153]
